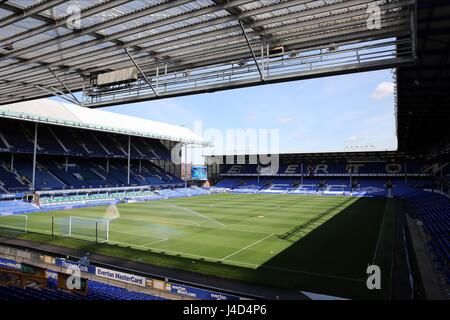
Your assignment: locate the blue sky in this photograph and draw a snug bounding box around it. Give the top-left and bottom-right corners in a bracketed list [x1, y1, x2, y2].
[104, 69, 397, 157]
[51, 69, 396, 163]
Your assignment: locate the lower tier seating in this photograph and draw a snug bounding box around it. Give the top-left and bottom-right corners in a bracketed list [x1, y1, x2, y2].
[404, 193, 450, 283]
[0, 276, 164, 300]
[213, 177, 432, 197]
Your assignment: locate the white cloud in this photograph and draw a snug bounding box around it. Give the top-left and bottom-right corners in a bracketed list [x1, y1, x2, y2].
[278, 116, 295, 124]
[372, 82, 394, 100]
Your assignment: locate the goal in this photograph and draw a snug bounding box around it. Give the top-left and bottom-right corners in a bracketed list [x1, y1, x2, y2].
[61, 216, 110, 243]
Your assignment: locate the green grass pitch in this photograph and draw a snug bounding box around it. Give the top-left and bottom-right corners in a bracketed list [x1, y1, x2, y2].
[0, 194, 395, 299]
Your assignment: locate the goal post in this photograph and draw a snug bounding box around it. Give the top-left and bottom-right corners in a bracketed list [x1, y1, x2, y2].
[66, 216, 110, 243]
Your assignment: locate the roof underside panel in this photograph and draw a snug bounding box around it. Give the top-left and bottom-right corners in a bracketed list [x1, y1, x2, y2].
[0, 0, 416, 107]
[396, 0, 450, 155]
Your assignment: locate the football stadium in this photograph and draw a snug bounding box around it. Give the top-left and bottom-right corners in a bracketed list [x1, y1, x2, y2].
[0, 0, 448, 305]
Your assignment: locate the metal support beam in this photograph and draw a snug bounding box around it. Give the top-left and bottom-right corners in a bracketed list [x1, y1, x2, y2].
[0, 0, 134, 46]
[127, 135, 131, 185]
[124, 48, 158, 96]
[48, 68, 81, 105]
[0, 0, 415, 105]
[0, 0, 67, 29]
[257, 162, 260, 185]
[410, 0, 418, 59]
[0, 0, 191, 61]
[35, 84, 81, 105]
[0, 2, 410, 91]
[238, 20, 264, 81]
[300, 162, 303, 185]
[184, 143, 188, 188]
[32, 123, 38, 191]
[349, 164, 352, 192]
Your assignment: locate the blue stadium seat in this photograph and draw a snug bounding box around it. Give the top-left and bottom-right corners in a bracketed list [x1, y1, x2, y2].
[0, 277, 164, 300]
[404, 194, 450, 281]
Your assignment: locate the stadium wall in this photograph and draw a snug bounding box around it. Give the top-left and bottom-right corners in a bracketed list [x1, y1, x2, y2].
[0, 243, 247, 300]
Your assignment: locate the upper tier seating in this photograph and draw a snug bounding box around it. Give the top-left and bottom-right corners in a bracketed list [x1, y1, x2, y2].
[0, 118, 172, 160]
[13, 160, 66, 190]
[220, 162, 433, 176]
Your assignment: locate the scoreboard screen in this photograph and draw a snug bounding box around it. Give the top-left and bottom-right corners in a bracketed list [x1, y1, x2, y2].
[191, 166, 207, 181]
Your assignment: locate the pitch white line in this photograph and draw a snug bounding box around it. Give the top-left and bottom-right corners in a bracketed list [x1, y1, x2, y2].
[107, 239, 362, 283]
[109, 238, 167, 249]
[220, 233, 274, 261]
[371, 200, 389, 265]
[104, 237, 222, 260]
[143, 238, 168, 246]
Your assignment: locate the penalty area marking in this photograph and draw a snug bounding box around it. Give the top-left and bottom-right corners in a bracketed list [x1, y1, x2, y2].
[142, 238, 168, 246]
[220, 233, 274, 261]
[108, 237, 168, 249]
[112, 242, 224, 261]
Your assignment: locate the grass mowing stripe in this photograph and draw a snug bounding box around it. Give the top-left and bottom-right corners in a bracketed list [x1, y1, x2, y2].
[117, 215, 201, 227]
[0, 194, 392, 299]
[224, 259, 365, 282]
[109, 237, 168, 249]
[166, 203, 226, 227]
[279, 197, 355, 240]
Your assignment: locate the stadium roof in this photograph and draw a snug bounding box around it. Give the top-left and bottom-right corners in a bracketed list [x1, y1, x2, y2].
[396, 0, 450, 154]
[205, 150, 425, 162]
[0, 98, 206, 145]
[0, 0, 416, 108]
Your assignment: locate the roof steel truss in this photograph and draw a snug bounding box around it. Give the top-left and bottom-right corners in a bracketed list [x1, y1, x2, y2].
[0, 0, 417, 107]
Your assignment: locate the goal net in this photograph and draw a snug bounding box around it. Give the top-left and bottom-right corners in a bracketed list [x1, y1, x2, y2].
[59, 216, 110, 243]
